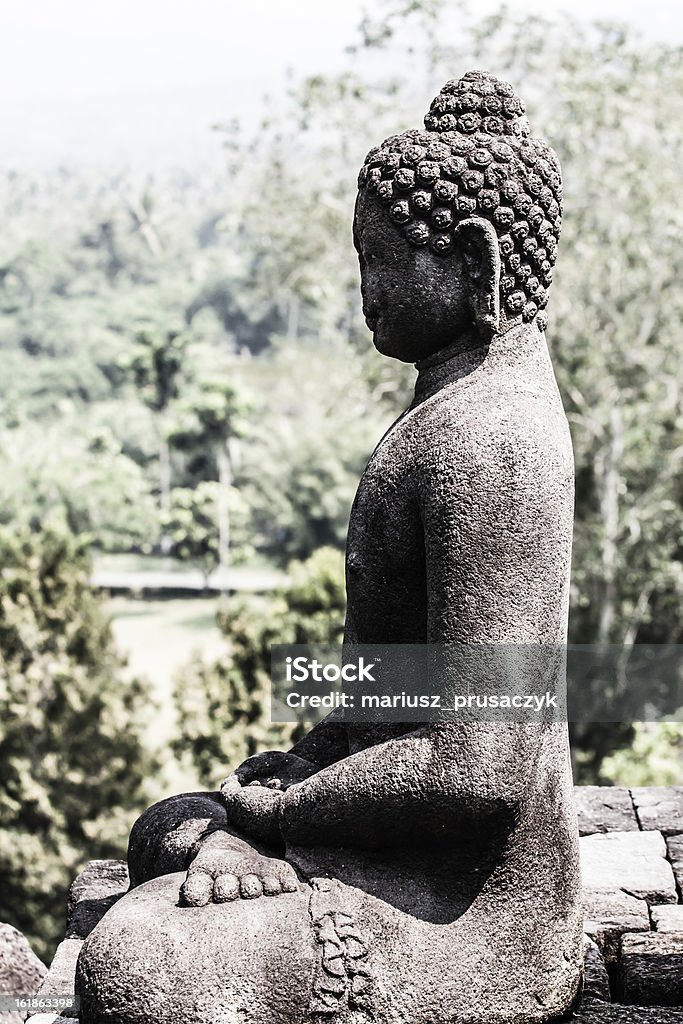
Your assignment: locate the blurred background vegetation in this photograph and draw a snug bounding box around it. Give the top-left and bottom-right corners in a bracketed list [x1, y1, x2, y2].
[0, 0, 682, 961]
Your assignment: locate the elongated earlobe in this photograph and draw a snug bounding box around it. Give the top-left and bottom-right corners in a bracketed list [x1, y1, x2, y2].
[453, 217, 501, 339]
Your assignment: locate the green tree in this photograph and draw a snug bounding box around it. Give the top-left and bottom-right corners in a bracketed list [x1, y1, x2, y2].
[172, 546, 345, 786]
[236, 339, 393, 564]
[0, 526, 158, 960]
[601, 723, 683, 787]
[0, 422, 158, 552]
[161, 483, 254, 584]
[121, 327, 190, 552]
[169, 380, 253, 577]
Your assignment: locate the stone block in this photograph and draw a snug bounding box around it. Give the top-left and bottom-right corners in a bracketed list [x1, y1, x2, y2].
[66, 859, 128, 940]
[29, 940, 82, 1016]
[572, 1005, 683, 1021]
[576, 786, 639, 836]
[583, 889, 650, 961]
[620, 932, 683, 1007]
[581, 831, 678, 904]
[632, 788, 683, 837]
[667, 835, 683, 897]
[582, 935, 611, 1002]
[0, 921, 46, 994]
[652, 906, 683, 933]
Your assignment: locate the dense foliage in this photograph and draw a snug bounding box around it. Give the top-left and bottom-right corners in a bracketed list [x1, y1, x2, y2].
[0, 527, 157, 960]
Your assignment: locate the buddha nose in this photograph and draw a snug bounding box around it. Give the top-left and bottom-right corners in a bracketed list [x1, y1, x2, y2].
[364, 300, 380, 328]
[347, 550, 365, 574]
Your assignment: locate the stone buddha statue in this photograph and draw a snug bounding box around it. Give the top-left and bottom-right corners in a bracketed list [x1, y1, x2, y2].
[76, 70, 582, 1024]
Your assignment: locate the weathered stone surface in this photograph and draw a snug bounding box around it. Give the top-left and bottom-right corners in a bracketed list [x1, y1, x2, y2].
[361, 76, 562, 342]
[77, 70, 583, 1024]
[583, 889, 650, 960]
[620, 932, 683, 1006]
[576, 786, 639, 836]
[633, 788, 683, 837]
[581, 831, 678, 904]
[652, 905, 683, 933]
[582, 936, 611, 1002]
[31, 940, 82, 1009]
[77, 874, 318, 1024]
[0, 923, 46, 992]
[21, 1015, 64, 1024]
[0, 923, 46, 1024]
[667, 835, 683, 897]
[572, 1006, 683, 1022]
[66, 859, 128, 940]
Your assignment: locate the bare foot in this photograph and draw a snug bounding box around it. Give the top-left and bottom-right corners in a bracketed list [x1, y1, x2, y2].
[180, 831, 300, 907]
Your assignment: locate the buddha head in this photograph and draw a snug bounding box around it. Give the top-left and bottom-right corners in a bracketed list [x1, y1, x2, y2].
[354, 70, 563, 363]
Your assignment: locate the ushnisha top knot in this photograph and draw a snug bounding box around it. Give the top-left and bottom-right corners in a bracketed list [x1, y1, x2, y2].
[356, 71, 562, 332]
[424, 70, 530, 138]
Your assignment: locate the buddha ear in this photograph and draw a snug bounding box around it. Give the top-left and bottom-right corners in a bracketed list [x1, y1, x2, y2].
[453, 216, 501, 339]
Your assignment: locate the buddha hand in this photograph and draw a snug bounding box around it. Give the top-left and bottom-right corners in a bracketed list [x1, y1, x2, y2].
[230, 750, 320, 790]
[218, 753, 318, 846]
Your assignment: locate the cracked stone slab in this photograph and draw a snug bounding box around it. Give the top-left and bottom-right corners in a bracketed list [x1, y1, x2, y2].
[620, 932, 683, 1007]
[632, 788, 683, 837]
[66, 859, 129, 940]
[583, 889, 650, 961]
[576, 786, 639, 836]
[572, 1006, 683, 1022]
[667, 835, 683, 897]
[652, 906, 683, 933]
[581, 831, 677, 904]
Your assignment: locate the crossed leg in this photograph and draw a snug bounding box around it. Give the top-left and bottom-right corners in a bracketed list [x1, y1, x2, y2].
[76, 871, 318, 1024]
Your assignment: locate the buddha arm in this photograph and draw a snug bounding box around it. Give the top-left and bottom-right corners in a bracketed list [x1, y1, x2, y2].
[277, 417, 573, 851]
[278, 722, 539, 850]
[287, 716, 349, 766]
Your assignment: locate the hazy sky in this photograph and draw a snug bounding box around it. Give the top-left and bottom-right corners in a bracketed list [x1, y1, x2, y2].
[1, 0, 680, 169]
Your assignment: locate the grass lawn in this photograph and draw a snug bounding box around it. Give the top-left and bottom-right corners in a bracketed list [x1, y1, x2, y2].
[105, 595, 226, 751]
